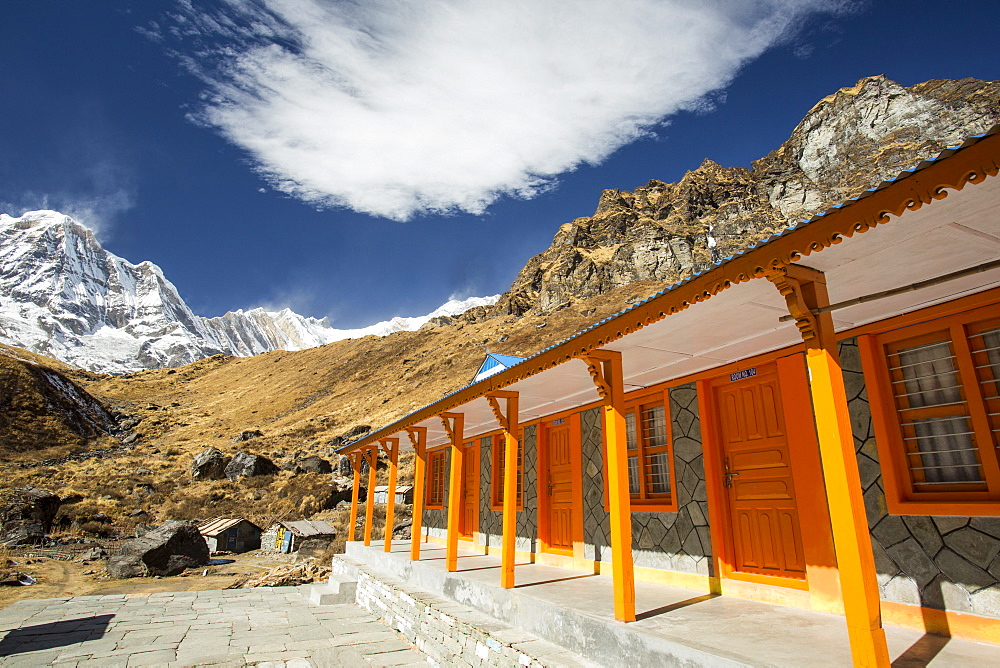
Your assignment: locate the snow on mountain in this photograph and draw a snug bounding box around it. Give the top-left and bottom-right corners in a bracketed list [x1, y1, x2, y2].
[0, 210, 498, 374]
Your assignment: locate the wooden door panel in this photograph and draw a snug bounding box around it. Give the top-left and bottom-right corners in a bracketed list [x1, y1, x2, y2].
[716, 367, 806, 581]
[544, 423, 576, 554]
[733, 480, 793, 500]
[460, 443, 477, 539]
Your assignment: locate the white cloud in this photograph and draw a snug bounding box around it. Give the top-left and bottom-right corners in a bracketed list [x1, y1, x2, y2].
[0, 189, 134, 240]
[162, 0, 844, 220]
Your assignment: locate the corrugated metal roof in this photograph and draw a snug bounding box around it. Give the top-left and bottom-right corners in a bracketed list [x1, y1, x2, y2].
[339, 125, 1000, 454]
[281, 519, 337, 537]
[472, 352, 527, 384]
[198, 517, 260, 535]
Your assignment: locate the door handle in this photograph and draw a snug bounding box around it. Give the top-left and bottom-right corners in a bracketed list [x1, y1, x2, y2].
[724, 456, 739, 488]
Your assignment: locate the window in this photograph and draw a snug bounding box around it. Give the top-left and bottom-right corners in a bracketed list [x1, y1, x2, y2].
[491, 433, 523, 510]
[602, 392, 675, 511]
[862, 307, 1000, 513]
[626, 401, 673, 503]
[426, 448, 447, 509]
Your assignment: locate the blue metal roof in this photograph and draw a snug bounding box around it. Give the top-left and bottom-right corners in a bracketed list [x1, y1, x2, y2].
[472, 352, 527, 383]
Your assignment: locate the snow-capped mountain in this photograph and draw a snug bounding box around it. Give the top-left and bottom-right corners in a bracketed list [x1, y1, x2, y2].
[0, 211, 497, 374]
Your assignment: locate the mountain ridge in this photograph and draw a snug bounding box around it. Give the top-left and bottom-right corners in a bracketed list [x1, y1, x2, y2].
[495, 75, 1000, 315]
[0, 210, 497, 374]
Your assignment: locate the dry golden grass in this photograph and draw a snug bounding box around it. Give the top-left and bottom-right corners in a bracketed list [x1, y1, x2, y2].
[1, 281, 659, 540]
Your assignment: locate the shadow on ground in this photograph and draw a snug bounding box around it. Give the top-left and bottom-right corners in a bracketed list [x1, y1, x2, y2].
[0, 615, 114, 656]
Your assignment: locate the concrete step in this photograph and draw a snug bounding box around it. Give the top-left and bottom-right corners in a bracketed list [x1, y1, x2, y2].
[309, 573, 358, 606]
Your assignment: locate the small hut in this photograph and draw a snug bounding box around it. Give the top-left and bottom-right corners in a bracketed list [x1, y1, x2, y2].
[373, 485, 414, 504]
[261, 519, 337, 554]
[198, 517, 262, 553]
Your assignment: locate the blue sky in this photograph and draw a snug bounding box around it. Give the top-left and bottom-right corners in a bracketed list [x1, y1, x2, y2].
[2, 0, 999, 328]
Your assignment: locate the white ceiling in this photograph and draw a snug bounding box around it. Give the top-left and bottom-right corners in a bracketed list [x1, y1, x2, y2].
[386, 174, 1000, 451]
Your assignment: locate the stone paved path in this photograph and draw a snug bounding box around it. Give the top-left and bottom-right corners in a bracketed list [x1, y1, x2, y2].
[0, 586, 429, 667]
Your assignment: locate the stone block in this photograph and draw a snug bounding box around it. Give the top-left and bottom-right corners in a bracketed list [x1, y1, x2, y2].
[943, 527, 1000, 570]
[935, 548, 995, 593]
[872, 515, 909, 548]
[871, 537, 901, 578]
[863, 485, 889, 529]
[885, 537, 940, 589]
[881, 574, 919, 605]
[970, 518, 1000, 540]
[932, 516, 968, 535]
[673, 437, 702, 464]
[856, 454, 881, 491]
[901, 515, 943, 558]
[970, 585, 1000, 618]
[673, 409, 696, 440]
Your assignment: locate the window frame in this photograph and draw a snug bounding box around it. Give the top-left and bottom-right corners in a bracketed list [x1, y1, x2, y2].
[490, 431, 524, 511]
[860, 305, 1000, 516]
[425, 447, 448, 509]
[602, 388, 677, 512]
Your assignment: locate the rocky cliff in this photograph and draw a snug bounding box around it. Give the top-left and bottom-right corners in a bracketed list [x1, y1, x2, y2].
[496, 76, 1000, 315]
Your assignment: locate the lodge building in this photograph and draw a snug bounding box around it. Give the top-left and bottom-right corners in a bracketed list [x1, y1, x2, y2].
[337, 127, 1000, 666]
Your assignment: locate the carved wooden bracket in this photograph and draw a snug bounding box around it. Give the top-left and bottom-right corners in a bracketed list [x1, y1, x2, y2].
[405, 427, 426, 450]
[486, 396, 507, 431]
[439, 414, 460, 442]
[581, 355, 611, 401]
[483, 391, 514, 430]
[766, 264, 830, 346]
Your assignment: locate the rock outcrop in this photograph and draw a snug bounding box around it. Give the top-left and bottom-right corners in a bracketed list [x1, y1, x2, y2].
[191, 447, 230, 480]
[225, 452, 279, 481]
[106, 520, 209, 578]
[0, 487, 61, 546]
[495, 76, 1000, 315]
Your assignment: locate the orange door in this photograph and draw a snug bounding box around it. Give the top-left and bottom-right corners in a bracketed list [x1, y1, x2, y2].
[713, 365, 806, 580]
[459, 441, 478, 539]
[544, 420, 575, 554]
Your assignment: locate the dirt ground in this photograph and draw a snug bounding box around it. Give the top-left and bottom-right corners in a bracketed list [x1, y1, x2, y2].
[0, 548, 298, 610]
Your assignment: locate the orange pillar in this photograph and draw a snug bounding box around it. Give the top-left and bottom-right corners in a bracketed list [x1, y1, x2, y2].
[384, 439, 399, 552]
[769, 267, 889, 667]
[364, 446, 377, 547]
[348, 452, 361, 542]
[408, 428, 428, 560]
[586, 351, 635, 622]
[442, 412, 465, 572]
[501, 396, 519, 589]
[488, 392, 520, 589]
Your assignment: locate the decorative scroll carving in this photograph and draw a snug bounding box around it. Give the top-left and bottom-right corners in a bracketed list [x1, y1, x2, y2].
[767, 269, 819, 343]
[439, 415, 455, 442]
[486, 396, 507, 432]
[583, 356, 612, 401]
[405, 428, 424, 449]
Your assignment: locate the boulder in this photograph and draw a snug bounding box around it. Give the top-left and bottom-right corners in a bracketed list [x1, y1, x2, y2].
[225, 452, 278, 481]
[107, 521, 209, 578]
[297, 456, 332, 474]
[191, 447, 230, 480]
[79, 546, 108, 561]
[332, 455, 353, 477]
[0, 487, 61, 546]
[232, 429, 263, 443]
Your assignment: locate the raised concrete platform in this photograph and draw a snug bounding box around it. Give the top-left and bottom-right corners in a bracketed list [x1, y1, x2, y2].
[347, 539, 1000, 667]
[310, 573, 359, 606]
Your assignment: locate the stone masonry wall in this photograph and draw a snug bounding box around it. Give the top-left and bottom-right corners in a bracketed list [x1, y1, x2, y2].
[580, 383, 713, 575]
[423, 448, 451, 541]
[476, 426, 538, 554]
[841, 337, 1000, 619]
[349, 560, 583, 667]
[424, 426, 538, 553]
